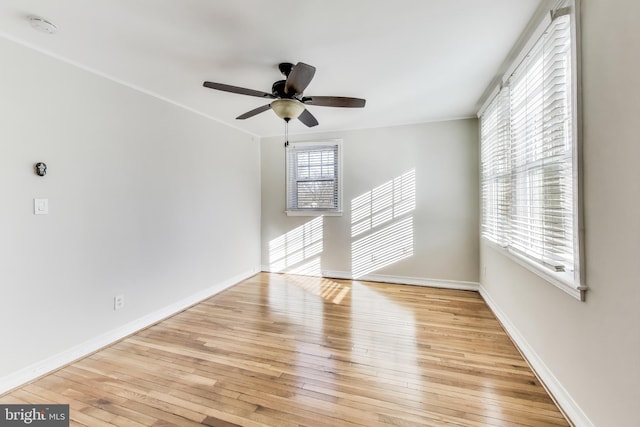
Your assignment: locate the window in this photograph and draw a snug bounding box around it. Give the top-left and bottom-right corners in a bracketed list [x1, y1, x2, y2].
[286, 141, 342, 216]
[479, 1, 585, 300]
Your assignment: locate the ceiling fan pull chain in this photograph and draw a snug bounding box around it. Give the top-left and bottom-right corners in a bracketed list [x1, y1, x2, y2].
[284, 119, 289, 148]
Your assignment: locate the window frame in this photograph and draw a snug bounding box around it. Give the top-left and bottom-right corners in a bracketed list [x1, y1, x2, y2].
[285, 140, 343, 217]
[478, 0, 586, 300]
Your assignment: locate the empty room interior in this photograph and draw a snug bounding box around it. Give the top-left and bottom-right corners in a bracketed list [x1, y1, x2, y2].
[0, 1, 638, 426]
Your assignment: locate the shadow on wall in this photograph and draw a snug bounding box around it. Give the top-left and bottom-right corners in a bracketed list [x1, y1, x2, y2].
[351, 169, 416, 278]
[268, 216, 323, 275]
[268, 169, 416, 278]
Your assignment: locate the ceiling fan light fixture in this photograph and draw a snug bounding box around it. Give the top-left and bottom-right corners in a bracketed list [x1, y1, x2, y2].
[271, 99, 305, 121]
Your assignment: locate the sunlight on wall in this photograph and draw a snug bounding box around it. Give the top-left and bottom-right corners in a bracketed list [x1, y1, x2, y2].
[286, 257, 321, 276]
[352, 217, 414, 278]
[268, 216, 323, 275]
[351, 169, 416, 278]
[351, 169, 416, 237]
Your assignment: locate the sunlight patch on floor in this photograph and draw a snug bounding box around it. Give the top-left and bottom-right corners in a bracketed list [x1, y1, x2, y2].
[284, 274, 351, 305]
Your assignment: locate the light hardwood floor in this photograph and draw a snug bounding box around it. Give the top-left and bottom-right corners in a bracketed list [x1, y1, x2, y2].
[1, 273, 570, 426]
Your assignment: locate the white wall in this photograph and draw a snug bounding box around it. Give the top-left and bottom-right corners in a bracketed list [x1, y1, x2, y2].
[480, 1, 640, 426]
[261, 119, 479, 287]
[0, 37, 261, 382]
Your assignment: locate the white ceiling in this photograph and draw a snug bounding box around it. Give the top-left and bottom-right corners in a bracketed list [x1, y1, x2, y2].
[0, 0, 542, 137]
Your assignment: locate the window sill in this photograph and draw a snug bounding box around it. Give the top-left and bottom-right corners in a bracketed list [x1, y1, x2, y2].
[482, 237, 586, 301]
[285, 210, 343, 217]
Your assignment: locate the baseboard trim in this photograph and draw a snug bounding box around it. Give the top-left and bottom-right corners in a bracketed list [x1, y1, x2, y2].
[260, 266, 479, 291]
[479, 285, 595, 427]
[326, 270, 480, 291]
[0, 267, 259, 395]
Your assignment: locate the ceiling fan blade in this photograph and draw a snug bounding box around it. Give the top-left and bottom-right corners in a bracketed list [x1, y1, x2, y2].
[284, 62, 316, 96]
[298, 108, 319, 127]
[203, 81, 275, 99]
[236, 104, 272, 120]
[302, 96, 366, 108]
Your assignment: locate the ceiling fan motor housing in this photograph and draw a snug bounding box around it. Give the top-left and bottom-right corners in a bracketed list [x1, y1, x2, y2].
[272, 80, 289, 98]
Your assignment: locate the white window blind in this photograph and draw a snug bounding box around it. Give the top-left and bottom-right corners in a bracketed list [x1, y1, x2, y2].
[286, 141, 342, 215]
[509, 14, 574, 272]
[480, 88, 511, 247]
[479, 3, 584, 299]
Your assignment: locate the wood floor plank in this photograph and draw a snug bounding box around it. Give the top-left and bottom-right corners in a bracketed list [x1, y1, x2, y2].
[1, 273, 571, 426]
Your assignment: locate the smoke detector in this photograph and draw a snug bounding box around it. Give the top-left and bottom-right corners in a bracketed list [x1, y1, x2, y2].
[29, 16, 57, 34]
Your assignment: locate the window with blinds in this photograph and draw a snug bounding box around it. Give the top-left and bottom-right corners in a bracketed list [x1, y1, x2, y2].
[286, 141, 342, 215]
[480, 88, 511, 248]
[479, 2, 584, 299]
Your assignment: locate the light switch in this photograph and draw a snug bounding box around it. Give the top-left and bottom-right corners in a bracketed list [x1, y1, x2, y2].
[34, 198, 48, 215]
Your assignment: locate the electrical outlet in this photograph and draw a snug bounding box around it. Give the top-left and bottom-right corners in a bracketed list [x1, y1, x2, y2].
[114, 294, 124, 311]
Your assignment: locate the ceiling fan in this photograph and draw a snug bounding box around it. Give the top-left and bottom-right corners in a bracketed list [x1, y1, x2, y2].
[202, 62, 366, 127]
